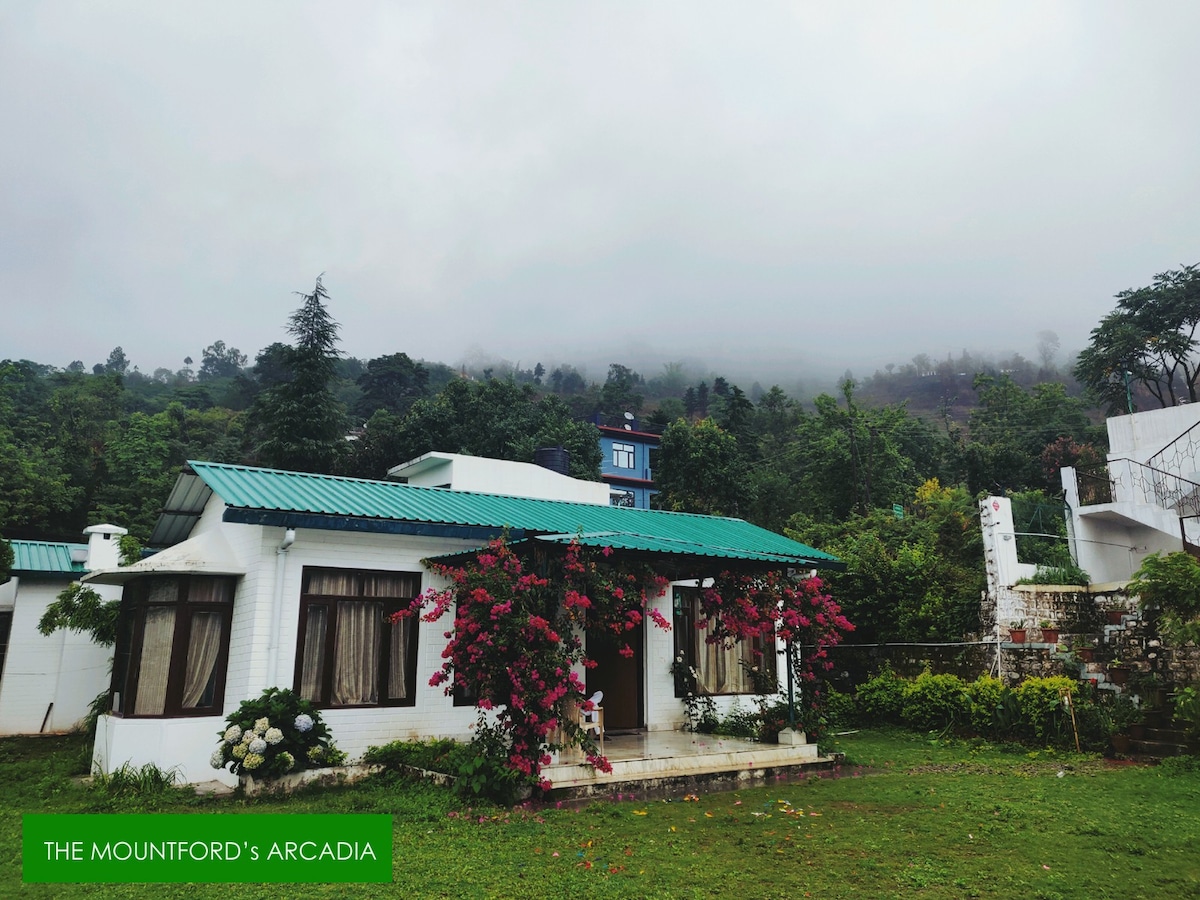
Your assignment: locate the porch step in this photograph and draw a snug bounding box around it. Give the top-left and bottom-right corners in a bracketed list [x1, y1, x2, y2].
[543, 732, 833, 801]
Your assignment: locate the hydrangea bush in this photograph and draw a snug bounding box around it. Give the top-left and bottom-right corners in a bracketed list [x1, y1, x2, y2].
[212, 687, 344, 779]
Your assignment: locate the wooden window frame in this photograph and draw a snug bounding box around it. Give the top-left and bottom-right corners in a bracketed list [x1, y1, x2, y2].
[293, 567, 420, 709]
[110, 575, 235, 719]
[672, 587, 777, 698]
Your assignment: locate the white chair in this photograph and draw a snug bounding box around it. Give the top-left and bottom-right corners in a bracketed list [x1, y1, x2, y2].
[581, 690, 604, 752]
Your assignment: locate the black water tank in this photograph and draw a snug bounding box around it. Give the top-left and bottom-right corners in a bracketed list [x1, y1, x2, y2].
[534, 445, 571, 476]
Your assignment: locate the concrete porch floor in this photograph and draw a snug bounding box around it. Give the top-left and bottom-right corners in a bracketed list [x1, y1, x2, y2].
[542, 730, 835, 800]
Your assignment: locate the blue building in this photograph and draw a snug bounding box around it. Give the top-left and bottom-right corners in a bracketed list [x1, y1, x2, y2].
[593, 415, 661, 509]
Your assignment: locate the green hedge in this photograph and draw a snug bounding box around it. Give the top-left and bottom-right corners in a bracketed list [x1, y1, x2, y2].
[851, 669, 1121, 752]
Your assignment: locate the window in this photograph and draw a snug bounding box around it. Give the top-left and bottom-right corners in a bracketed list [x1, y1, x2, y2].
[610, 489, 636, 508]
[672, 587, 776, 697]
[294, 568, 420, 708]
[612, 442, 635, 469]
[111, 576, 235, 717]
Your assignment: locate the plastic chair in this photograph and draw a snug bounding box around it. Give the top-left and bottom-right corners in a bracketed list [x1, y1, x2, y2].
[581, 690, 604, 751]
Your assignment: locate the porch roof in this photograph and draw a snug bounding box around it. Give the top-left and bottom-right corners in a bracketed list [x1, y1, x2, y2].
[150, 461, 841, 570]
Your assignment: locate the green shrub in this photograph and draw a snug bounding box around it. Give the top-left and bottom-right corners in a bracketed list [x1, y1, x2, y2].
[456, 715, 525, 804]
[965, 675, 1007, 737]
[212, 687, 344, 780]
[1015, 676, 1078, 745]
[362, 738, 467, 773]
[856, 667, 907, 725]
[1172, 686, 1200, 740]
[900, 671, 969, 731]
[823, 689, 857, 728]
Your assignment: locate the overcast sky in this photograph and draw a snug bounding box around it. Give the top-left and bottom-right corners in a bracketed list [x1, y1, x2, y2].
[3, 1, 1199, 385]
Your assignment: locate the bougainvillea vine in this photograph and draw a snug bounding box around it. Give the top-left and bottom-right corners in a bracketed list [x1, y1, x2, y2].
[393, 536, 670, 792]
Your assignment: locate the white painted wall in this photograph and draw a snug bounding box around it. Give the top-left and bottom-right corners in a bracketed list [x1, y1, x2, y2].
[388, 452, 610, 505]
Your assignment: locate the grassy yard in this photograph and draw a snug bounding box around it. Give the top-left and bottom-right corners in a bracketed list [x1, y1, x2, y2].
[4, 730, 1200, 899]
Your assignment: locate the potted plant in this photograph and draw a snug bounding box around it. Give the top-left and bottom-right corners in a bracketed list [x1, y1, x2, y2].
[1104, 693, 1140, 756]
[1008, 620, 1028, 643]
[1106, 608, 1127, 626]
[1039, 620, 1059, 643]
[1107, 658, 1131, 685]
[1075, 643, 1095, 663]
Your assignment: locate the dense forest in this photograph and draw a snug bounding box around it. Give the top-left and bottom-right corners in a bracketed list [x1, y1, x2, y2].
[3, 275, 1127, 645]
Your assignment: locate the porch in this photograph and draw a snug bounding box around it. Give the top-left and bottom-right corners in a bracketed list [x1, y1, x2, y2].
[543, 729, 835, 801]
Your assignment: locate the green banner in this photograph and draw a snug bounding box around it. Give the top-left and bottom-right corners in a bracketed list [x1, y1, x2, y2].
[23, 814, 392, 883]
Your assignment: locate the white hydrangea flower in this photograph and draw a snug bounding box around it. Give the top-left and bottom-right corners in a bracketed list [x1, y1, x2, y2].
[278, 751, 296, 771]
[265, 727, 284, 745]
[240, 730, 254, 745]
[294, 713, 314, 733]
[249, 737, 267, 755]
[232, 744, 248, 760]
[253, 717, 270, 735]
[243, 752, 265, 770]
[210, 748, 226, 769]
[223, 725, 242, 744]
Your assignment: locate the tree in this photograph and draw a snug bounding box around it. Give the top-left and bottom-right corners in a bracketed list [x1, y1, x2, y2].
[355, 352, 429, 419]
[788, 480, 984, 642]
[1075, 263, 1200, 413]
[599, 364, 643, 415]
[252, 276, 348, 473]
[1036, 330, 1060, 369]
[655, 418, 751, 516]
[964, 375, 1095, 494]
[198, 340, 248, 381]
[342, 378, 601, 481]
[0, 534, 12, 581]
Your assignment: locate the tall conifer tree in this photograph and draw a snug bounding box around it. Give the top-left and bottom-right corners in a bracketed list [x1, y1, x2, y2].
[253, 275, 347, 473]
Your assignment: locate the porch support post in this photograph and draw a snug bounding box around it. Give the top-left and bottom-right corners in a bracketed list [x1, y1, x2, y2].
[785, 640, 796, 730]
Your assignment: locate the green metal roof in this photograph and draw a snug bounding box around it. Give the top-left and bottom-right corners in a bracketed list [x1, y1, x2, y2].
[184, 461, 841, 569]
[9, 540, 87, 575]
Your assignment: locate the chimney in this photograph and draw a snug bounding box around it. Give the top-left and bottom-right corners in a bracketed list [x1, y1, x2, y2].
[82, 523, 129, 571]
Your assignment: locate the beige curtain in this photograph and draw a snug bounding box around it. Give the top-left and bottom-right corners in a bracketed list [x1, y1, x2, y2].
[134, 606, 176, 715]
[187, 578, 233, 604]
[181, 611, 223, 709]
[387, 616, 410, 701]
[299, 605, 328, 702]
[307, 570, 357, 597]
[697, 636, 755, 695]
[363, 573, 418, 598]
[332, 601, 380, 705]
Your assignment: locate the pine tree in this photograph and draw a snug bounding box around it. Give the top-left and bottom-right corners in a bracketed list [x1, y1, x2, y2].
[253, 276, 347, 473]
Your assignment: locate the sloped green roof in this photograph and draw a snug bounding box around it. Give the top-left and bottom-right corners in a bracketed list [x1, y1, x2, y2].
[183, 461, 840, 569]
[9, 540, 87, 575]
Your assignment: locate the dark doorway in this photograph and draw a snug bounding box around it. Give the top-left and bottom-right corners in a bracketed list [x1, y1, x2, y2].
[585, 623, 644, 731]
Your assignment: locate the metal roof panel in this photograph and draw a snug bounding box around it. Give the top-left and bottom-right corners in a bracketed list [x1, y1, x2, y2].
[10, 540, 87, 575]
[185, 461, 840, 568]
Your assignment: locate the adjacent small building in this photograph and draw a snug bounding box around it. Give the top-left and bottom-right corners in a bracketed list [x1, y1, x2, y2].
[0, 525, 125, 735]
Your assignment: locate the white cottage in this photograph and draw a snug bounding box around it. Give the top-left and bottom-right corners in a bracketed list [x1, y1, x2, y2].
[85, 457, 839, 786]
[0, 524, 126, 735]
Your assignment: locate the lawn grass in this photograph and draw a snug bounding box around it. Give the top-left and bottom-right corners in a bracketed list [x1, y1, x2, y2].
[4, 730, 1200, 898]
